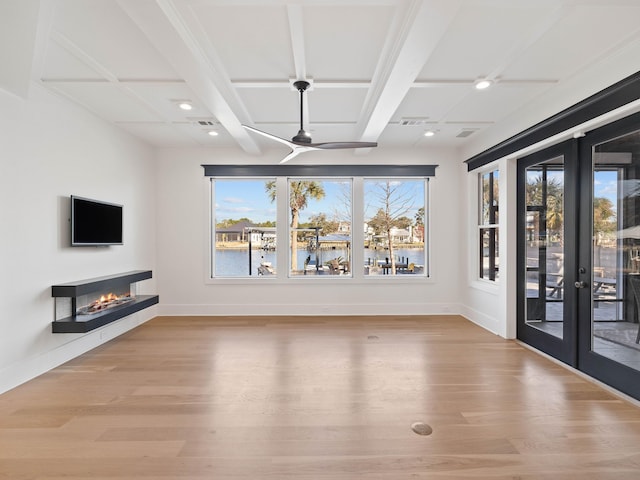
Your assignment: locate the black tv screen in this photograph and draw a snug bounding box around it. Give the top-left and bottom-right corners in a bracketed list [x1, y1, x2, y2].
[71, 196, 123, 246]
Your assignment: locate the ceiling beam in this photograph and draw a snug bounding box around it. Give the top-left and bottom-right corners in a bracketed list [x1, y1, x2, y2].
[0, 0, 41, 99]
[229, 79, 558, 89]
[116, 0, 261, 154]
[38, 29, 198, 136]
[356, 0, 461, 143]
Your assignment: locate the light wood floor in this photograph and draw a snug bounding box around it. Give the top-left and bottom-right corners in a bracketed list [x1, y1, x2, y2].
[2, 315, 640, 479]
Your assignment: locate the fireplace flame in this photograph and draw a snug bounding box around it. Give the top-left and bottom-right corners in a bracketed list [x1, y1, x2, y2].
[98, 293, 119, 304]
[79, 292, 133, 315]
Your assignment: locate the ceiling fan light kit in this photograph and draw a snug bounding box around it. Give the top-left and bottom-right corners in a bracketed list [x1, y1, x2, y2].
[243, 79, 377, 163]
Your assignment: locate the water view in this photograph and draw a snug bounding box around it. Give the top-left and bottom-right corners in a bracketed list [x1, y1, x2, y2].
[215, 247, 425, 277]
[213, 178, 427, 277]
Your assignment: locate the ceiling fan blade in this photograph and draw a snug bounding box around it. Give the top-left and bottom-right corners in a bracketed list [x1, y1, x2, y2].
[279, 149, 302, 164]
[280, 145, 320, 164]
[244, 79, 378, 161]
[244, 124, 324, 163]
[308, 141, 378, 150]
[242, 124, 296, 149]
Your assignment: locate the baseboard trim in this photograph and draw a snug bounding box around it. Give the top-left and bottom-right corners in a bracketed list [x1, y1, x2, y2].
[0, 306, 157, 395]
[157, 303, 463, 317]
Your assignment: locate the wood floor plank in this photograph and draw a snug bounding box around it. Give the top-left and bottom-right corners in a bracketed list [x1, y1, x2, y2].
[1, 315, 639, 478]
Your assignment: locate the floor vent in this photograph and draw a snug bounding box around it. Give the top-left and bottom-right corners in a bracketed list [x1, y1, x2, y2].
[411, 422, 433, 436]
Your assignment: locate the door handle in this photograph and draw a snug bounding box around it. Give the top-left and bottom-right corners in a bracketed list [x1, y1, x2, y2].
[574, 281, 588, 289]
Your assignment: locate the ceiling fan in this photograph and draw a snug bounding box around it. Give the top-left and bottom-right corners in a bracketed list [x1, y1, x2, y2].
[242, 80, 377, 163]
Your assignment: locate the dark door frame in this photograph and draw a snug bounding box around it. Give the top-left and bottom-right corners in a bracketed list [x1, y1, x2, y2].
[517, 139, 579, 367]
[576, 111, 640, 399]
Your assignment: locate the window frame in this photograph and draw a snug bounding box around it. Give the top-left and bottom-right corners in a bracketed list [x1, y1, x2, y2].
[363, 177, 428, 277]
[203, 164, 437, 283]
[211, 177, 278, 279]
[478, 169, 499, 282]
[286, 177, 354, 278]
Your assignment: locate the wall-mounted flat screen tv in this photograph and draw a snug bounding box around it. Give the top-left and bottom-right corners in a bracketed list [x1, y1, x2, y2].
[71, 195, 123, 246]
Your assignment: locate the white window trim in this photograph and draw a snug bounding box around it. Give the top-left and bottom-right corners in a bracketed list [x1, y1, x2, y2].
[203, 166, 435, 285]
[469, 164, 501, 290]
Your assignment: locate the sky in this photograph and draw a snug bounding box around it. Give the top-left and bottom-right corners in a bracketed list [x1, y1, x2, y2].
[214, 179, 425, 225]
[594, 170, 618, 205]
[214, 179, 349, 224]
[214, 180, 276, 224]
[535, 169, 619, 207]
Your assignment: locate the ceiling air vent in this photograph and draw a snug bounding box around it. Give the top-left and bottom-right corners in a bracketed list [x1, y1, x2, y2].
[187, 117, 217, 126]
[400, 117, 430, 126]
[456, 128, 479, 138]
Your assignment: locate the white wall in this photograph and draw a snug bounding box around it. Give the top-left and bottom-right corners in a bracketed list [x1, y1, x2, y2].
[155, 146, 464, 317]
[458, 39, 640, 339]
[0, 84, 158, 393]
[461, 158, 517, 338]
[461, 102, 640, 341]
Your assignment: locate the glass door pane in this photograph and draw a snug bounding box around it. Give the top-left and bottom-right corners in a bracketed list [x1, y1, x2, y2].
[524, 158, 565, 338]
[590, 130, 640, 371]
[518, 140, 576, 366]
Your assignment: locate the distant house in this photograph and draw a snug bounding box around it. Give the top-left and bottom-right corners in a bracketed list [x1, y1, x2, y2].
[337, 222, 351, 234]
[216, 221, 260, 243]
[216, 221, 276, 247]
[390, 227, 411, 244]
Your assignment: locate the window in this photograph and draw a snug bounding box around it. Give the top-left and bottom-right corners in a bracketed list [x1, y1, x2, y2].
[479, 170, 499, 281]
[288, 178, 352, 276]
[212, 179, 277, 277]
[204, 164, 436, 280]
[364, 179, 426, 275]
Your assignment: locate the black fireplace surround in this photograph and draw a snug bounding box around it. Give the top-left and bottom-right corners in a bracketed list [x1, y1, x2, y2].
[51, 270, 159, 333]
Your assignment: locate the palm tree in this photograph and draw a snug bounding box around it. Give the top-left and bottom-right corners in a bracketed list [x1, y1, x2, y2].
[593, 197, 616, 236]
[526, 173, 564, 244]
[265, 180, 325, 271]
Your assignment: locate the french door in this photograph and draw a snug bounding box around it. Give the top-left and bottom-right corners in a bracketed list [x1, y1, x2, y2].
[518, 140, 578, 365]
[518, 112, 640, 399]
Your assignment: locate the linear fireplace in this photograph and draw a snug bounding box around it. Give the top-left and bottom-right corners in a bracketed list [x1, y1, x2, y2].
[77, 292, 134, 315]
[51, 270, 159, 333]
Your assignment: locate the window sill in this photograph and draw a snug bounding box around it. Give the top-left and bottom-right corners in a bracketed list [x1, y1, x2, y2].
[469, 278, 500, 294]
[205, 275, 433, 286]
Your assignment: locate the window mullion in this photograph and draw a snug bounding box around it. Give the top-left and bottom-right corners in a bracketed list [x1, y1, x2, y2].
[276, 177, 289, 279]
[352, 177, 365, 279]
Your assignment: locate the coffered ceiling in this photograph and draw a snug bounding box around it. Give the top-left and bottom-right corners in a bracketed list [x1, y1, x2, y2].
[22, 0, 640, 157]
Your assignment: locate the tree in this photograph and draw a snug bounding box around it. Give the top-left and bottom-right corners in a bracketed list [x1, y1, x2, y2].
[216, 217, 253, 229]
[257, 220, 276, 228]
[331, 181, 352, 226]
[367, 208, 389, 237]
[307, 213, 338, 234]
[367, 181, 417, 274]
[265, 180, 325, 271]
[526, 174, 564, 244]
[414, 207, 425, 242]
[394, 216, 413, 230]
[593, 197, 616, 236]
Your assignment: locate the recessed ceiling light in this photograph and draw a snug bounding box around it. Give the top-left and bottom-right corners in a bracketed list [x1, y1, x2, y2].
[474, 79, 492, 90]
[207, 130, 219, 137]
[178, 102, 193, 111]
[424, 130, 435, 137]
